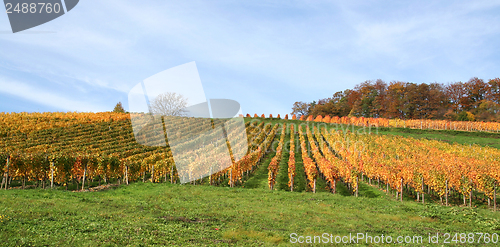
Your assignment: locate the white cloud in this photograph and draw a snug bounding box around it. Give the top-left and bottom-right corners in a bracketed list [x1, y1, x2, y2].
[1, 0, 500, 114]
[0, 76, 108, 112]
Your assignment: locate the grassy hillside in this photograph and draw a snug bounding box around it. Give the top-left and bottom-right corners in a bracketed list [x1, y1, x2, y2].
[1, 182, 500, 246]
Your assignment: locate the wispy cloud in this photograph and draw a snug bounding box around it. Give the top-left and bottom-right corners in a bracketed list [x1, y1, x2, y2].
[0, 76, 108, 112]
[1, 0, 500, 115]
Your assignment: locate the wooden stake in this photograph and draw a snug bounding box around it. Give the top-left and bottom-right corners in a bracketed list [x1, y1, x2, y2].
[50, 162, 54, 189]
[332, 178, 336, 194]
[125, 166, 129, 185]
[270, 171, 274, 190]
[4, 156, 9, 190]
[494, 185, 497, 212]
[445, 179, 448, 206]
[313, 178, 316, 193]
[355, 177, 358, 197]
[82, 167, 87, 191]
[400, 178, 403, 202]
[422, 177, 425, 204]
[230, 169, 233, 188]
[469, 190, 472, 207]
[151, 165, 155, 183]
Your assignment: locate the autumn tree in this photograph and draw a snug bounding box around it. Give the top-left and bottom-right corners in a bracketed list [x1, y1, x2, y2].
[371, 79, 388, 118]
[466, 77, 488, 109]
[487, 78, 500, 104]
[351, 80, 379, 117]
[291, 101, 311, 117]
[294, 77, 500, 122]
[385, 81, 408, 119]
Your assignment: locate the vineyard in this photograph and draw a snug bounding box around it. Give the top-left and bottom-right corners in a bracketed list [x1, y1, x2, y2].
[1, 112, 500, 210]
[246, 113, 500, 132]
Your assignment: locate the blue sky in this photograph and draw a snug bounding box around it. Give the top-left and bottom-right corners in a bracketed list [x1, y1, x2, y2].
[1, 0, 500, 116]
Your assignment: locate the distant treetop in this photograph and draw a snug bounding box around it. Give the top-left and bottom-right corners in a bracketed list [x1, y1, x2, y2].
[113, 102, 125, 113]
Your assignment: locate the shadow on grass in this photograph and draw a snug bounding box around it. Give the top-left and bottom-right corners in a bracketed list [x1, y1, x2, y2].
[334, 180, 352, 197]
[357, 181, 384, 198]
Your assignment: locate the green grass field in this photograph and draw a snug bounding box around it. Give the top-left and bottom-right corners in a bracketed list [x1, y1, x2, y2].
[2, 118, 500, 246]
[1, 182, 500, 246]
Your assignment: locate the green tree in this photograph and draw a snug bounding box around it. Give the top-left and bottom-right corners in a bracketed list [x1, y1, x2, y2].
[456, 111, 475, 121]
[113, 102, 125, 113]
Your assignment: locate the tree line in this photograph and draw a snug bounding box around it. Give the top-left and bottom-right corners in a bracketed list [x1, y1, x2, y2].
[292, 77, 500, 122]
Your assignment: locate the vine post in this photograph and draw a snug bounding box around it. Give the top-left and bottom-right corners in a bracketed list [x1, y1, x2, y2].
[50, 161, 54, 189]
[125, 165, 129, 185]
[313, 178, 316, 193]
[82, 166, 87, 191]
[355, 176, 359, 197]
[151, 165, 155, 183]
[445, 179, 448, 206]
[494, 185, 497, 212]
[3, 155, 9, 190]
[400, 178, 403, 202]
[421, 177, 425, 204]
[469, 190, 472, 208]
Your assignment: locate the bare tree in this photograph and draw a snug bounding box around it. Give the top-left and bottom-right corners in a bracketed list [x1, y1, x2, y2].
[150, 92, 188, 116]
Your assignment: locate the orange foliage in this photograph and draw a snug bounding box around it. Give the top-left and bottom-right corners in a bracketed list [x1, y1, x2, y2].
[317, 114, 500, 132]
